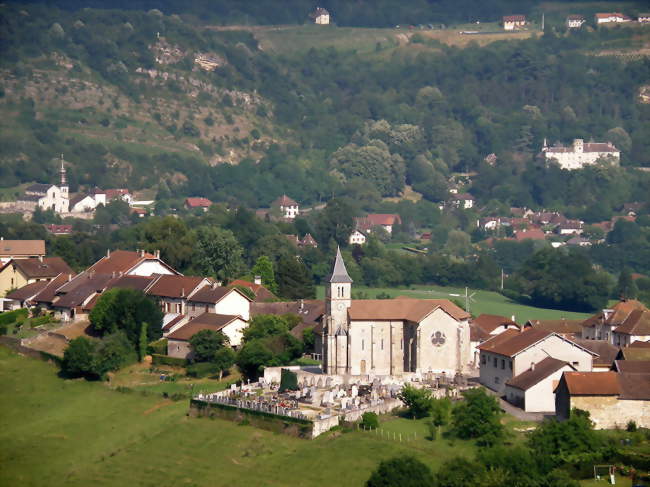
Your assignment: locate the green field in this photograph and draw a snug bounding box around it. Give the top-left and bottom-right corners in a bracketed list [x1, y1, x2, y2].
[316, 285, 592, 324]
[0, 346, 487, 487]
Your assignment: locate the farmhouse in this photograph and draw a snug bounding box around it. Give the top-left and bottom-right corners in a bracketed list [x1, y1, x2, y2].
[503, 15, 526, 30]
[322, 248, 472, 376]
[354, 214, 402, 235]
[478, 328, 595, 395]
[348, 229, 367, 246]
[581, 299, 647, 344]
[611, 308, 650, 347]
[524, 318, 584, 338]
[555, 371, 650, 429]
[167, 313, 248, 358]
[541, 138, 620, 170]
[185, 197, 212, 212]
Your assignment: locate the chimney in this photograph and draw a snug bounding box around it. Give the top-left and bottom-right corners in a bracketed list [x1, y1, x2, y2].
[68, 274, 72, 282]
[299, 299, 304, 312]
[254, 275, 262, 285]
[212, 281, 218, 289]
[140, 249, 145, 257]
[530, 362, 535, 371]
[39, 255, 43, 263]
[107, 249, 111, 258]
[181, 287, 185, 298]
[112, 271, 116, 278]
[511, 315, 515, 322]
[155, 249, 160, 259]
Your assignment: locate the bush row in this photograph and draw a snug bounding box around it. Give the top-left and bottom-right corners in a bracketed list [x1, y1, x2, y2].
[0, 308, 28, 325]
[151, 353, 187, 367]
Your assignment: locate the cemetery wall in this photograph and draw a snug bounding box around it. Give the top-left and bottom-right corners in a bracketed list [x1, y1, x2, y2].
[341, 398, 403, 422]
[189, 399, 315, 439]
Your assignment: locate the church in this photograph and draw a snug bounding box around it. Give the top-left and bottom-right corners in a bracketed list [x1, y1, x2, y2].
[322, 248, 472, 377]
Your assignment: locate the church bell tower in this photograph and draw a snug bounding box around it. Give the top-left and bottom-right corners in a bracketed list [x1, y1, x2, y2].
[323, 246, 352, 375]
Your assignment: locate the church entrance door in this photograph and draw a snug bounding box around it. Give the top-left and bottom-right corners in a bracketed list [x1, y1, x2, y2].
[360, 360, 366, 374]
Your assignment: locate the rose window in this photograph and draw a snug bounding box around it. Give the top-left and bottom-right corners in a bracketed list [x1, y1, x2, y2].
[431, 331, 446, 347]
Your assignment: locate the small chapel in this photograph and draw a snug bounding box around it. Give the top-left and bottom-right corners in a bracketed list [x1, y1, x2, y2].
[322, 248, 472, 377]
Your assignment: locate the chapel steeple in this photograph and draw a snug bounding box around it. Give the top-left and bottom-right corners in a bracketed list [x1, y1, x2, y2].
[326, 246, 352, 332]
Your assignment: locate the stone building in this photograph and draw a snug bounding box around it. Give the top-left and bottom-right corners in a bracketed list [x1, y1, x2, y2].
[16, 160, 69, 214]
[322, 248, 471, 376]
[541, 138, 620, 170]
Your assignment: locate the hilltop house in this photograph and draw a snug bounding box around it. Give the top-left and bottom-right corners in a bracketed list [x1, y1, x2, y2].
[272, 195, 300, 220]
[566, 15, 586, 28]
[310, 7, 330, 25]
[595, 12, 632, 24]
[541, 138, 620, 170]
[349, 229, 367, 246]
[639, 14, 650, 23]
[354, 214, 402, 235]
[185, 197, 212, 212]
[503, 15, 526, 30]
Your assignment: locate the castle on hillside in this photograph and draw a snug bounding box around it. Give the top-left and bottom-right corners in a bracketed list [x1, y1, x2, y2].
[541, 138, 620, 170]
[321, 248, 472, 376]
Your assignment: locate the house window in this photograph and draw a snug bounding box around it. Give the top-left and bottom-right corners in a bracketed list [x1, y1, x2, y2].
[205, 305, 209, 313]
[509, 361, 512, 370]
[481, 355, 486, 365]
[381, 339, 384, 350]
[501, 359, 505, 370]
[493, 357, 497, 367]
[494, 377, 500, 384]
[572, 361, 579, 367]
[191, 303, 195, 311]
[362, 339, 365, 351]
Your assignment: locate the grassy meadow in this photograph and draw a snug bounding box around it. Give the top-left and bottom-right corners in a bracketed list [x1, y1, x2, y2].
[316, 284, 592, 324]
[0, 346, 488, 487]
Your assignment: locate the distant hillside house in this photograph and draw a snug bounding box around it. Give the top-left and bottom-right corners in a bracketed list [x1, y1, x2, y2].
[44, 224, 72, 235]
[450, 193, 475, 209]
[354, 214, 402, 235]
[566, 15, 586, 28]
[17, 161, 69, 214]
[0, 239, 46, 265]
[310, 7, 330, 25]
[349, 229, 367, 246]
[542, 138, 620, 170]
[69, 194, 98, 213]
[595, 12, 632, 24]
[503, 15, 526, 30]
[185, 197, 212, 212]
[639, 14, 650, 23]
[272, 195, 299, 220]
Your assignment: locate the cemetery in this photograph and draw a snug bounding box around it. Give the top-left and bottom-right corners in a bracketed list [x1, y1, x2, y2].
[190, 366, 471, 438]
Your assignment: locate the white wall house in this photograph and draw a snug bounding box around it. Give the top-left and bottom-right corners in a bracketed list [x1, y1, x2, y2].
[311, 7, 330, 25]
[566, 15, 586, 28]
[595, 13, 632, 24]
[503, 15, 526, 30]
[349, 230, 367, 245]
[542, 138, 620, 170]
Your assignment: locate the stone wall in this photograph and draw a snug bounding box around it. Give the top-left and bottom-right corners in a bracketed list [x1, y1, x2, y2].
[570, 396, 650, 429]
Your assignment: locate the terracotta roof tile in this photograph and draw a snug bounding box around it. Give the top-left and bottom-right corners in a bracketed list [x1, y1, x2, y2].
[477, 329, 521, 353]
[185, 197, 212, 208]
[614, 360, 650, 374]
[0, 240, 45, 257]
[87, 250, 155, 275]
[630, 340, 650, 348]
[147, 275, 207, 299]
[619, 348, 650, 361]
[572, 339, 618, 367]
[189, 285, 251, 304]
[614, 309, 650, 336]
[230, 279, 277, 301]
[166, 313, 239, 341]
[6, 280, 50, 301]
[162, 314, 187, 332]
[273, 195, 298, 207]
[506, 357, 571, 391]
[31, 273, 75, 304]
[618, 373, 650, 400]
[525, 319, 584, 335]
[10, 257, 73, 279]
[472, 314, 518, 334]
[348, 298, 469, 322]
[561, 371, 621, 395]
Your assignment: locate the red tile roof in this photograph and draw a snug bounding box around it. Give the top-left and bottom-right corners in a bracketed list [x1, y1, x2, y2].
[146, 275, 207, 299]
[273, 195, 298, 207]
[9, 257, 73, 279]
[560, 371, 621, 395]
[506, 357, 571, 391]
[614, 360, 650, 374]
[166, 313, 240, 341]
[515, 229, 546, 241]
[229, 279, 276, 302]
[0, 240, 45, 257]
[348, 298, 469, 322]
[6, 280, 51, 301]
[44, 224, 73, 235]
[630, 340, 650, 348]
[472, 314, 518, 334]
[614, 309, 650, 336]
[503, 15, 526, 22]
[86, 250, 176, 275]
[185, 197, 212, 208]
[525, 319, 584, 335]
[189, 285, 252, 304]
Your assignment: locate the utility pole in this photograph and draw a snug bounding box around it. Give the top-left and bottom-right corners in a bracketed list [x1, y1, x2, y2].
[541, 13, 545, 31]
[501, 269, 504, 290]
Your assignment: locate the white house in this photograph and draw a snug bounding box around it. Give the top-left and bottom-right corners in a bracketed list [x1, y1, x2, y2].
[273, 195, 299, 220]
[581, 299, 647, 344]
[503, 15, 526, 30]
[166, 313, 248, 358]
[69, 194, 98, 213]
[505, 357, 576, 412]
[566, 15, 586, 28]
[479, 328, 596, 395]
[349, 230, 367, 245]
[310, 7, 330, 25]
[186, 285, 251, 321]
[542, 138, 620, 170]
[639, 14, 650, 23]
[595, 13, 632, 24]
[611, 308, 650, 347]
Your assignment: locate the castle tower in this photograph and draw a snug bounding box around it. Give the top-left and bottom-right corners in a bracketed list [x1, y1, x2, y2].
[323, 246, 352, 375]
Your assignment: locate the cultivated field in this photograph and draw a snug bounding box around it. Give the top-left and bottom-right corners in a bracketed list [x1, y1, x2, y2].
[316, 284, 592, 324]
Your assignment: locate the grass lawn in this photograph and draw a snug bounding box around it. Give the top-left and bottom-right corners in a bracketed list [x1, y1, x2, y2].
[0, 346, 543, 487]
[316, 284, 592, 324]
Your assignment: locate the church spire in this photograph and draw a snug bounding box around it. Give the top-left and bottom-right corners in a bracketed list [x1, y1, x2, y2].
[59, 154, 67, 187]
[327, 246, 352, 283]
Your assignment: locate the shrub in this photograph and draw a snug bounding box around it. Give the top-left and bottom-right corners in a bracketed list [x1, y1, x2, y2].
[361, 412, 379, 430]
[151, 354, 188, 367]
[366, 455, 434, 487]
[0, 308, 28, 326]
[186, 362, 221, 378]
[279, 368, 298, 392]
[147, 338, 168, 356]
[626, 420, 637, 432]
